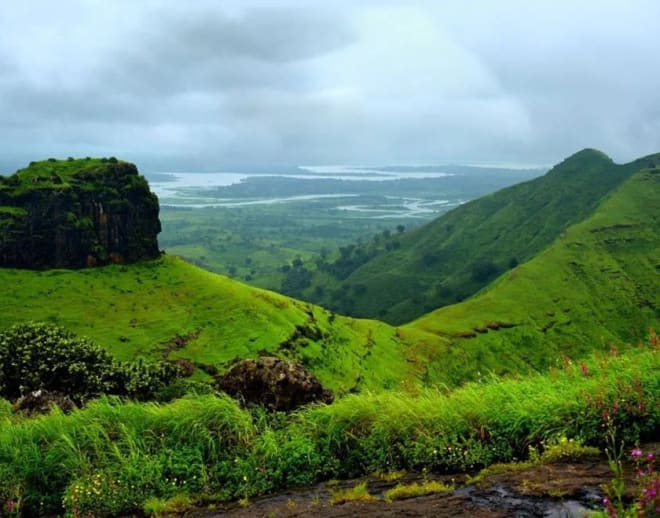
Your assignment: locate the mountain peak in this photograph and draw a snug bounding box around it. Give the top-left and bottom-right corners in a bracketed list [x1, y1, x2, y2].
[560, 148, 613, 165]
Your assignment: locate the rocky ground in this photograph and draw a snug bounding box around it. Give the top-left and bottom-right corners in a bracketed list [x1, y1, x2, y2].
[199, 443, 659, 518]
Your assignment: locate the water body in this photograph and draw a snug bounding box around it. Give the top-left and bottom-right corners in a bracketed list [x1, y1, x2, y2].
[150, 168, 454, 196]
[150, 170, 455, 218]
[161, 194, 359, 209]
[150, 164, 540, 219]
[150, 172, 249, 200]
[336, 198, 462, 219]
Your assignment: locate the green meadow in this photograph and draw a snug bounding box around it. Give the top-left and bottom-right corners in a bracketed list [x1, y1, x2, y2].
[408, 166, 660, 383]
[0, 255, 449, 393]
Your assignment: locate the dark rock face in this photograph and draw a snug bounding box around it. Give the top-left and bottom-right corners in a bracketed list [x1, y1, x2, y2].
[0, 158, 161, 269]
[217, 356, 334, 411]
[13, 390, 77, 416]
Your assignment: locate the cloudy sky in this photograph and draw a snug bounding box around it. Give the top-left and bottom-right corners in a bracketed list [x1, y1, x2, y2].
[1, 0, 659, 171]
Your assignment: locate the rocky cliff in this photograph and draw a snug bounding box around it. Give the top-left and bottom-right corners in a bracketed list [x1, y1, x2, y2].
[0, 157, 161, 269]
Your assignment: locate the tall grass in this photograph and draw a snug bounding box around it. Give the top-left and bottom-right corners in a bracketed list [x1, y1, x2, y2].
[0, 346, 657, 516]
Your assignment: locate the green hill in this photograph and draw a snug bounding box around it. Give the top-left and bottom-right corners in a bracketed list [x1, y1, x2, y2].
[303, 149, 653, 324]
[0, 151, 657, 394]
[406, 165, 660, 384]
[0, 255, 449, 394]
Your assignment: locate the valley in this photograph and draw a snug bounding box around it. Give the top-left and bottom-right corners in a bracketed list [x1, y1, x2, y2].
[0, 152, 657, 517]
[155, 164, 541, 291]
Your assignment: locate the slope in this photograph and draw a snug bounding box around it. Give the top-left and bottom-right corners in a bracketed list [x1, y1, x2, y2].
[407, 165, 660, 384]
[0, 255, 449, 394]
[305, 149, 648, 324]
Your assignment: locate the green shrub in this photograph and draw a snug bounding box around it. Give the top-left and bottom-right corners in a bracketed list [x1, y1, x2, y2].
[110, 358, 180, 401]
[0, 322, 181, 403]
[63, 459, 163, 517]
[0, 322, 115, 401]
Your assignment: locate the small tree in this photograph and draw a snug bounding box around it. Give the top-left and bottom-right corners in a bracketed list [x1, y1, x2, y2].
[471, 261, 499, 282]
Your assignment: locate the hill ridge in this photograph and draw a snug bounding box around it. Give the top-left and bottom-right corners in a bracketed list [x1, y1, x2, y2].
[299, 149, 654, 324]
[406, 165, 660, 383]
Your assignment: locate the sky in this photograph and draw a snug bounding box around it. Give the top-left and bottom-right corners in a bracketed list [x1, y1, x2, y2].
[1, 0, 660, 172]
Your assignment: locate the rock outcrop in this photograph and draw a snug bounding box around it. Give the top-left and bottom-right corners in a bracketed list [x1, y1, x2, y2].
[13, 390, 77, 416]
[217, 356, 334, 411]
[0, 157, 160, 269]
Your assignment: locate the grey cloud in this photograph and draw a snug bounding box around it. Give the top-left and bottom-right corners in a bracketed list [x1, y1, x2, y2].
[102, 7, 356, 95]
[437, 0, 660, 160]
[164, 7, 356, 64]
[1, 1, 660, 170]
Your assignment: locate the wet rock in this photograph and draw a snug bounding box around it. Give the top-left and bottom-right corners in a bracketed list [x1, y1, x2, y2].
[199, 443, 660, 518]
[217, 356, 333, 411]
[13, 389, 77, 416]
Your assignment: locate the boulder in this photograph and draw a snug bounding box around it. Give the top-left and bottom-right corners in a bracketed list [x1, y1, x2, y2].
[217, 356, 333, 411]
[13, 389, 77, 416]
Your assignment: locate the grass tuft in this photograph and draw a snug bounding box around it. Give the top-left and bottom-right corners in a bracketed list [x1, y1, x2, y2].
[376, 470, 406, 482]
[384, 480, 454, 502]
[143, 493, 192, 516]
[329, 482, 378, 505]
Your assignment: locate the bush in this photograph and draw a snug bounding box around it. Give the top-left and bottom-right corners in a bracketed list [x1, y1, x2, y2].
[0, 322, 181, 403]
[0, 322, 115, 402]
[110, 358, 181, 401]
[471, 260, 500, 282]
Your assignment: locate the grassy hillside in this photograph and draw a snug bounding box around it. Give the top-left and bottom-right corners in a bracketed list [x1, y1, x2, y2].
[303, 149, 653, 324]
[407, 166, 660, 384]
[0, 150, 657, 394]
[3, 345, 657, 516]
[0, 255, 448, 394]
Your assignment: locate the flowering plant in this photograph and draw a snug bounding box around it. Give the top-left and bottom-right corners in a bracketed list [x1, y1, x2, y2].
[601, 446, 659, 517]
